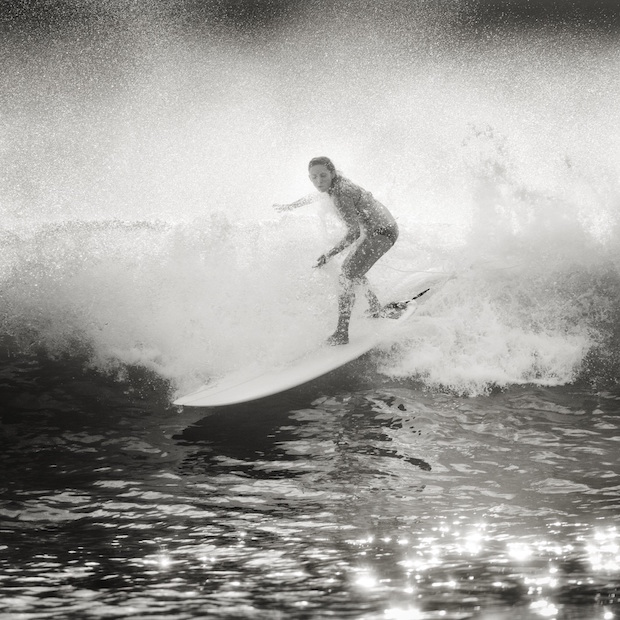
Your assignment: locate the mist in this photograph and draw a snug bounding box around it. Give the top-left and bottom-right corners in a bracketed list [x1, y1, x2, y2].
[1, 0, 619, 394]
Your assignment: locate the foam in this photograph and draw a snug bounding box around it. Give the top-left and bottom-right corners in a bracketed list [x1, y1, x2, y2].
[1, 9, 619, 396]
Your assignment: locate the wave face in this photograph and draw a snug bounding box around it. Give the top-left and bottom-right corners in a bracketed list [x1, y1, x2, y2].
[1, 2, 619, 396]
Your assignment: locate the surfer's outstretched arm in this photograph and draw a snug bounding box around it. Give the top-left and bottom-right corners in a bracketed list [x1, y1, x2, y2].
[273, 193, 319, 212]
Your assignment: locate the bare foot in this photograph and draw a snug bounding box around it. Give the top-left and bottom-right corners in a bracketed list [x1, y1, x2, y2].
[326, 330, 349, 346]
[380, 301, 409, 319]
[365, 305, 383, 319]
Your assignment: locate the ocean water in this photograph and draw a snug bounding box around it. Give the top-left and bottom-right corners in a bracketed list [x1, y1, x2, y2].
[1, 1, 619, 618]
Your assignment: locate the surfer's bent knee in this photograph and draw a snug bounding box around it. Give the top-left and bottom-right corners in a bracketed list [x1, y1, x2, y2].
[372, 223, 399, 246]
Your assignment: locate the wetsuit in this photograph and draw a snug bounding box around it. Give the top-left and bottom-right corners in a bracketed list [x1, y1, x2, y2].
[324, 176, 399, 344]
[327, 176, 399, 280]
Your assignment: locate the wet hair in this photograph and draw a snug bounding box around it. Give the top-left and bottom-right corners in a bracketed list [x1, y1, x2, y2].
[308, 156, 337, 175]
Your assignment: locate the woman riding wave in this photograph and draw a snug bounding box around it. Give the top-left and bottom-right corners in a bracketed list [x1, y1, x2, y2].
[274, 156, 398, 345]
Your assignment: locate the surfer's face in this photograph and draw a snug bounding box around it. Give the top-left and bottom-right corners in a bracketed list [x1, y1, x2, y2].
[309, 165, 335, 192]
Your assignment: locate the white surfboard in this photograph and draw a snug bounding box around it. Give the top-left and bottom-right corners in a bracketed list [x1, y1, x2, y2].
[173, 272, 450, 407]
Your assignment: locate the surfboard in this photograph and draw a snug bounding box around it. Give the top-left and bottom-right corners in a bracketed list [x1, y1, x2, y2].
[173, 272, 449, 407]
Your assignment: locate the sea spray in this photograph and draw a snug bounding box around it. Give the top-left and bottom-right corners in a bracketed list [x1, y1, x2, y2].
[1, 4, 619, 396]
[2, 207, 618, 396]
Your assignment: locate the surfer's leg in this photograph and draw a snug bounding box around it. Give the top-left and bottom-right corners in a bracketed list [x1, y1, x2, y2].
[327, 275, 355, 346]
[327, 233, 397, 345]
[344, 234, 395, 317]
[359, 276, 382, 316]
[344, 234, 395, 281]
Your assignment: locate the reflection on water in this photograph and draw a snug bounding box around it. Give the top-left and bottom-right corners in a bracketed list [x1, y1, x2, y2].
[1, 358, 619, 619]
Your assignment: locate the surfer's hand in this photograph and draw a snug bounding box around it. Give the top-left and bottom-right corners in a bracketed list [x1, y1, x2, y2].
[315, 254, 330, 268]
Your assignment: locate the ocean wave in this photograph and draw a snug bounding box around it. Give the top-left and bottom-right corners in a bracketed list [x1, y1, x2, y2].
[1, 10, 619, 396]
[1, 209, 619, 397]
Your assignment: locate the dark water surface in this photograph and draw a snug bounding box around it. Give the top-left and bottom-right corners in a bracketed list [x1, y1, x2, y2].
[1, 352, 618, 619]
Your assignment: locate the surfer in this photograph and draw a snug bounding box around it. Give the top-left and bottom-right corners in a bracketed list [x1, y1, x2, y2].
[274, 156, 398, 345]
